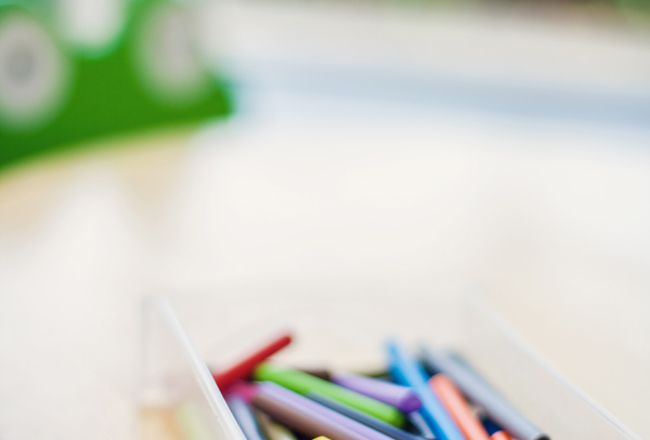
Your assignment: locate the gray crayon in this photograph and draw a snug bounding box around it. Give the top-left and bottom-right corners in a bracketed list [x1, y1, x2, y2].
[407, 411, 435, 440]
[420, 347, 549, 440]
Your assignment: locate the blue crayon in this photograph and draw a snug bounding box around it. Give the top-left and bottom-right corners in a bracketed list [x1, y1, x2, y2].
[386, 341, 465, 440]
[228, 396, 269, 440]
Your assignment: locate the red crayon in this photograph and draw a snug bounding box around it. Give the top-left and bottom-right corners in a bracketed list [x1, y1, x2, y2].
[490, 432, 512, 440]
[212, 333, 293, 391]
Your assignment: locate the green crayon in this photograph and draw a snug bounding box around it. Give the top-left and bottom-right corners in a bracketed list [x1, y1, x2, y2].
[254, 363, 405, 427]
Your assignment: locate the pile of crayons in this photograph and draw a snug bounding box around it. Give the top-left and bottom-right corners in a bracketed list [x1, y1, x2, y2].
[210, 333, 549, 440]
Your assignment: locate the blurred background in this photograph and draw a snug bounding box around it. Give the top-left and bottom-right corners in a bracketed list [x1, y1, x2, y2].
[1, 0, 649, 438]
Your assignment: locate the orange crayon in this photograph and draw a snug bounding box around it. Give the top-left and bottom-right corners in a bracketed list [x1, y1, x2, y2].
[429, 374, 490, 440]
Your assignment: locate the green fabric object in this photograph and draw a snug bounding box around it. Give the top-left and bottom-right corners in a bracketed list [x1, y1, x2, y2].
[0, 0, 232, 170]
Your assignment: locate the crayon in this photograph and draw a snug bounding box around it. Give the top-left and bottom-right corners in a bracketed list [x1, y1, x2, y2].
[309, 392, 426, 440]
[227, 381, 259, 403]
[407, 412, 436, 440]
[213, 333, 293, 391]
[254, 364, 405, 427]
[332, 372, 421, 413]
[297, 369, 391, 382]
[257, 382, 396, 440]
[228, 396, 269, 440]
[313, 437, 332, 440]
[298, 369, 331, 381]
[420, 348, 549, 440]
[386, 341, 464, 440]
[429, 374, 489, 440]
[253, 390, 366, 440]
[480, 418, 511, 440]
[481, 418, 501, 436]
[252, 382, 395, 440]
[256, 411, 299, 440]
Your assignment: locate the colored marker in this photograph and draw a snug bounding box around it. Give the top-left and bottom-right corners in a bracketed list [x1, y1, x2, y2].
[386, 341, 464, 440]
[256, 411, 299, 440]
[429, 374, 489, 440]
[309, 392, 426, 440]
[254, 364, 405, 427]
[407, 412, 436, 440]
[228, 396, 269, 440]
[213, 333, 293, 391]
[489, 433, 511, 440]
[252, 382, 396, 440]
[420, 348, 549, 440]
[332, 372, 421, 413]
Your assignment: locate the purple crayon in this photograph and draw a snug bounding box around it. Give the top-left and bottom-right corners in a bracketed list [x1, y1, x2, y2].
[332, 372, 422, 413]
[253, 382, 397, 440]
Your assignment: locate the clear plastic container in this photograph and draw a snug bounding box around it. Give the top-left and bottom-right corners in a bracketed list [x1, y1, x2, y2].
[141, 287, 641, 440]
